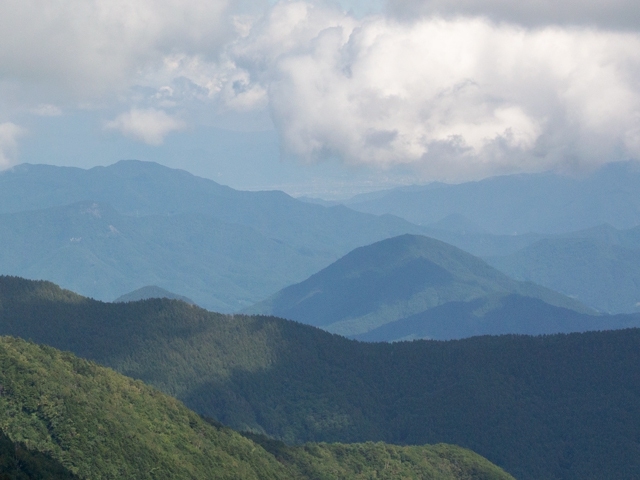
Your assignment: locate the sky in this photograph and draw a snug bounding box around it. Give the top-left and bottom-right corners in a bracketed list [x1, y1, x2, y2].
[1, 0, 640, 198]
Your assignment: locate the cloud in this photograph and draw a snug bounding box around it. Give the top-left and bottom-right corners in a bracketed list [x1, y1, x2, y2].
[219, 4, 640, 180]
[1, 0, 640, 182]
[105, 108, 185, 145]
[385, 0, 640, 31]
[0, 123, 25, 169]
[0, 0, 237, 103]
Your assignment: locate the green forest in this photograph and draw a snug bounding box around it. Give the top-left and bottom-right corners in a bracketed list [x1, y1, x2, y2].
[0, 335, 511, 479]
[0, 276, 639, 478]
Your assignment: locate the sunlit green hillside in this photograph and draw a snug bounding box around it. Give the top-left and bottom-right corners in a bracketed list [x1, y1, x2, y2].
[0, 336, 512, 480]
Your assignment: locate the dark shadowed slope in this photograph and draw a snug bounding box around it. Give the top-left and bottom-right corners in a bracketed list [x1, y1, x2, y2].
[0, 276, 638, 479]
[247, 234, 592, 336]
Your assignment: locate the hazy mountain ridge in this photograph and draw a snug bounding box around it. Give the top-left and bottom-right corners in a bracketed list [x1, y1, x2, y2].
[355, 293, 640, 342]
[114, 285, 195, 304]
[345, 162, 640, 235]
[247, 234, 595, 338]
[0, 276, 639, 478]
[0, 200, 321, 310]
[486, 223, 640, 313]
[0, 161, 427, 311]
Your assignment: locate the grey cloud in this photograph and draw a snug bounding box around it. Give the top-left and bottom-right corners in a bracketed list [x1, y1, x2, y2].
[385, 0, 640, 31]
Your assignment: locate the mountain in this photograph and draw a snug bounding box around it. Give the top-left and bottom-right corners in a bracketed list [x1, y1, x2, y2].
[486, 224, 640, 313]
[247, 234, 593, 337]
[0, 161, 428, 310]
[0, 160, 423, 256]
[1, 276, 640, 479]
[345, 161, 640, 235]
[114, 286, 195, 304]
[355, 294, 640, 342]
[0, 201, 321, 311]
[0, 335, 510, 479]
[0, 336, 290, 479]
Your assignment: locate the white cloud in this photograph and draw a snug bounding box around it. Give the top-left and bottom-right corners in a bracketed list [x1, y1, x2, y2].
[105, 108, 185, 145]
[0, 123, 25, 169]
[219, 5, 640, 180]
[1, 0, 640, 181]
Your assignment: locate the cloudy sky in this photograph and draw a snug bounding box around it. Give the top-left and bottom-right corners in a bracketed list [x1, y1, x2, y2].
[1, 0, 639, 197]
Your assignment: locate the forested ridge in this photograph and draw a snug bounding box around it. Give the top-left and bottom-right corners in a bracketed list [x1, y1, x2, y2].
[1, 276, 639, 478]
[0, 336, 512, 479]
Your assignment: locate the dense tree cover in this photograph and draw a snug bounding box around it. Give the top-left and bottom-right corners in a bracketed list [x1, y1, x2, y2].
[0, 430, 78, 479]
[0, 336, 292, 479]
[0, 336, 512, 480]
[243, 432, 511, 480]
[1, 276, 640, 478]
[248, 234, 591, 337]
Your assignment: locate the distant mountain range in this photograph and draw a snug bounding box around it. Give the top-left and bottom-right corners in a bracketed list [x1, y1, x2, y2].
[6, 159, 640, 316]
[344, 161, 640, 235]
[247, 234, 614, 340]
[0, 160, 424, 310]
[1, 276, 639, 479]
[486, 224, 640, 313]
[114, 285, 195, 304]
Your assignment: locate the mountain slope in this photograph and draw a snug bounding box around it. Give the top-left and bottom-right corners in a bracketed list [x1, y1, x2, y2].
[0, 276, 639, 479]
[0, 336, 291, 479]
[0, 160, 424, 256]
[247, 234, 593, 336]
[345, 161, 640, 234]
[0, 201, 322, 310]
[486, 225, 640, 313]
[114, 286, 195, 304]
[355, 294, 640, 342]
[0, 335, 513, 480]
[0, 161, 427, 310]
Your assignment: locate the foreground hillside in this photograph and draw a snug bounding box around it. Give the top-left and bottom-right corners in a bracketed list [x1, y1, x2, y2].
[0, 336, 511, 480]
[1, 276, 639, 479]
[247, 234, 600, 338]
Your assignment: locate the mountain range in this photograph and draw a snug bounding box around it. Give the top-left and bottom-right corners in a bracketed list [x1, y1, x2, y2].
[247, 234, 621, 339]
[7, 159, 640, 318]
[114, 285, 196, 304]
[0, 161, 424, 310]
[344, 161, 640, 235]
[485, 224, 640, 313]
[1, 276, 640, 479]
